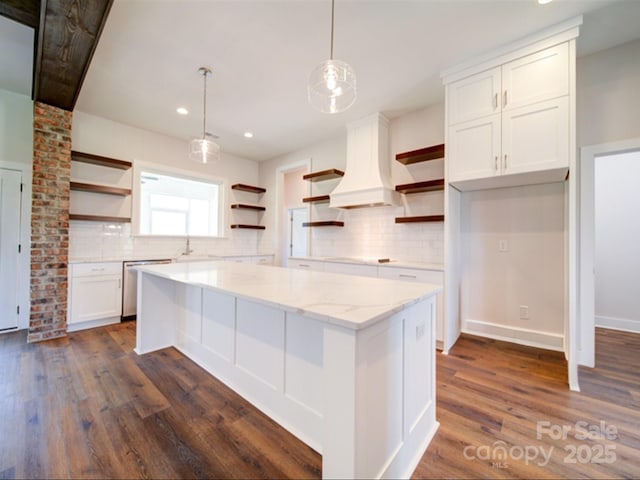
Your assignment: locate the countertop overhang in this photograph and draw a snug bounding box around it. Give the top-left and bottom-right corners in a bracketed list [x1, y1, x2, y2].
[136, 261, 441, 330]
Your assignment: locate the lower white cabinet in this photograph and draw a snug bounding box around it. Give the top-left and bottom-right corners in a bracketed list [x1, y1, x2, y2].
[224, 255, 274, 265]
[289, 259, 325, 271]
[378, 267, 444, 346]
[68, 261, 122, 331]
[323, 262, 378, 277]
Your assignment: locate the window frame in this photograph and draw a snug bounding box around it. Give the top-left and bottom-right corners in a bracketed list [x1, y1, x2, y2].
[132, 162, 227, 238]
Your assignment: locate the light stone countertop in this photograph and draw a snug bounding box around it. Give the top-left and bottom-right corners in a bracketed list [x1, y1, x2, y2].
[69, 253, 275, 264]
[289, 256, 444, 272]
[136, 261, 441, 331]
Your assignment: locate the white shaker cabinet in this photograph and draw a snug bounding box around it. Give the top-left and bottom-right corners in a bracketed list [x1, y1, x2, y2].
[447, 42, 571, 189]
[323, 261, 378, 278]
[68, 262, 123, 331]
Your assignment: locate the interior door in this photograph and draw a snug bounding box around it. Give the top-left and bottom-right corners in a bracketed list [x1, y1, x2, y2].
[0, 169, 22, 331]
[289, 207, 308, 258]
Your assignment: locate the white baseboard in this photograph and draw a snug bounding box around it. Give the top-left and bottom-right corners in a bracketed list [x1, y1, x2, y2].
[462, 319, 564, 351]
[595, 315, 640, 334]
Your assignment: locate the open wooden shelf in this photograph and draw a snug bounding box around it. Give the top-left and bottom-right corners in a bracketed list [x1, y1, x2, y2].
[70, 181, 132, 196]
[395, 144, 445, 165]
[302, 195, 331, 204]
[395, 215, 445, 224]
[230, 224, 266, 230]
[303, 169, 344, 182]
[230, 203, 266, 212]
[231, 184, 266, 194]
[302, 221, 344, 227]
[69, 214, 131, 223]
[71, 150, 132, 170]
[395, 179, 445, 194]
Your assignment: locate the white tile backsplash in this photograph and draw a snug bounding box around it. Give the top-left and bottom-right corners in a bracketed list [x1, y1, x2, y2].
[69, 221, 261, 261]
[309, 206, 443, 264]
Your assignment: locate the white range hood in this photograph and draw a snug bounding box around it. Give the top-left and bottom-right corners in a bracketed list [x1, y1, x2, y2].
[329, 113, 400, 209]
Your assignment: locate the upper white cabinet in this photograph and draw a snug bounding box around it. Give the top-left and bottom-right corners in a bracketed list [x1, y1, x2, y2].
[447, 42, 571, 189]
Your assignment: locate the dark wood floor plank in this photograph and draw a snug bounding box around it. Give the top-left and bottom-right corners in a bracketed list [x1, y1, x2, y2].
[1, 323, 639, 479]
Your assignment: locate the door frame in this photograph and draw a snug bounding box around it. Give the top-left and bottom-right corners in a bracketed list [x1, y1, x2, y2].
[274, 159, 311, 266]
[0, 161, 32, 331]
[578, 137, 640, 367]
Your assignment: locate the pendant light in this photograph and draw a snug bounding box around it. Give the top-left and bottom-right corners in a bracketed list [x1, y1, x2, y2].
[189, 67, 220, 164]
[308, 0, 356, 114]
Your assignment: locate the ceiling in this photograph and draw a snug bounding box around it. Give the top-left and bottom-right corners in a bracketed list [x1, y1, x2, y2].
[2, 0, 640, 162]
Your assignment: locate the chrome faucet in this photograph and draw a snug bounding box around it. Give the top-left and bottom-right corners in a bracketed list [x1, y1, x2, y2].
[182, 236, 194, 256]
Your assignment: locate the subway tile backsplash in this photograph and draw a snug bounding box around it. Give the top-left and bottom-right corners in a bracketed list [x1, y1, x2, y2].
[69, 221, 260, 261]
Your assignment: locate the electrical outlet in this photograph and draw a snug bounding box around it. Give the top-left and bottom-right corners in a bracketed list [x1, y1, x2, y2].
[499, 239, 509, 252]
[519, 305, 529, 320]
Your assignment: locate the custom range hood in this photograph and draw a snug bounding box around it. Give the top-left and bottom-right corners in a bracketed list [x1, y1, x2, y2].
[329, 113, 400, 209]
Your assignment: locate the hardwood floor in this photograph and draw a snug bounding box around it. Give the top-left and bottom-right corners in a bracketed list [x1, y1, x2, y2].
[1, 323, 638, 479]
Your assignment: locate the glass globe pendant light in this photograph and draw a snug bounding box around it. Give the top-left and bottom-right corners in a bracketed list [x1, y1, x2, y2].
[189, 67, 220, 164]
[308, 0, 356, 114]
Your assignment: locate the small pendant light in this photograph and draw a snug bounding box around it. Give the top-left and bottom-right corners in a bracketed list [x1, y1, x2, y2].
[189, 67, 220, 164]
[308, 0, 356, 114]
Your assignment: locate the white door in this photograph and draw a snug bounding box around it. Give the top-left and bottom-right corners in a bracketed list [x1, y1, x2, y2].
[447, 66, 501, 125]
[0, 169, 22, 331]
[502, 96, 569, 176]
[448, 113, 501, 183]
[289, 208, 308, 257]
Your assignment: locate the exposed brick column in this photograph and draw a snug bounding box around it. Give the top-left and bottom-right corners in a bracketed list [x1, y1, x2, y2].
[28, 102, 72, 343]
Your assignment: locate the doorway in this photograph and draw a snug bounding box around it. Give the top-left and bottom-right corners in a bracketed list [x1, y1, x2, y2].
[0, 168, 22, 332]
[288, 207, 308, 258]
[579, 138, 640, 367]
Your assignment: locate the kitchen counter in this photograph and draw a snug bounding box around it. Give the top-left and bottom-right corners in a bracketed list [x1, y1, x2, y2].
[135, 261, 439, 479]
[136, 261, 439, 330]
[289, 255, 444, 271]
[69, 253, 275, 264]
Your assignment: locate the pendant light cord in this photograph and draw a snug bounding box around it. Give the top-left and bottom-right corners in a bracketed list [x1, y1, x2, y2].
[202, 69, 208, 140]
[330, 0, 335, 60]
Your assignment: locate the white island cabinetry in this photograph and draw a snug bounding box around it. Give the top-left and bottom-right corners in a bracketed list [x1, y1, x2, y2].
[135, 262, 440, 479]
[68, 261, 122, 331]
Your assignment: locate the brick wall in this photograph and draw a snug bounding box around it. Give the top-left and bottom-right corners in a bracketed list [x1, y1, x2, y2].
[29, 102, 72, 342]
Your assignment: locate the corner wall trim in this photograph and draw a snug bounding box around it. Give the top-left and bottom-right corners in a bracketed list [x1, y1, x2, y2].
[462, 319, 564, 351]
[595, 316, 640, 334]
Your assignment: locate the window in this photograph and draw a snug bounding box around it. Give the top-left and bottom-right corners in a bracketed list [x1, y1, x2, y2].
[139, 170, 224, 236]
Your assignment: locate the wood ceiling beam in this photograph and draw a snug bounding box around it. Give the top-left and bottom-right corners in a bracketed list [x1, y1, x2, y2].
[33, 0, 113, 111]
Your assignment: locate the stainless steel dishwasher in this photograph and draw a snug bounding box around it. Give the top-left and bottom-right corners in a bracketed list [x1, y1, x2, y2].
[122, 259, 172, 320]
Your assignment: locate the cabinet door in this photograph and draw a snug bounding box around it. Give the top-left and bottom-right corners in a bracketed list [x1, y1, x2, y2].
[70, 275, 122, 324]
[448, 113, 501, 183]
[448, 67, 501, 125]
[323, 262, 378, 277]
[288, 259, 324, 271]
[501, 96, 569, 176]
[501, 43, 569, 112]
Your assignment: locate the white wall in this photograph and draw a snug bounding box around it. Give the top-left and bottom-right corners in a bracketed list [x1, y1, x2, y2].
[577, 38, 640, 148]
[460, 183, 566, 350]
[71, 111, 262, 261]
[594, 151, 640, 332]
[0, 89, 33, 330]
[258, 103, 445, 266]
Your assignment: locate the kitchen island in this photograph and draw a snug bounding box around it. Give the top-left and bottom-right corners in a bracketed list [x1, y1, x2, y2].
[135, 261, 440, 479]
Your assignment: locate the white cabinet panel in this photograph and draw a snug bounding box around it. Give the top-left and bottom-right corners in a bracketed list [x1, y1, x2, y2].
[502, 96, 569, 175]
[236, 299, 285, 391]
[323, 262, 378, 277]
[176, 284, 202, 343]
[254, 255, 274, 265]
[448, 114, 501, 183]
[502, 43, 569, 111]
[202, 289, 236, 362]
[448, 66, 501, 125]
[69, 262, 122, 327]
[289, 259, 325, 271]
[284, 313, 324, 416]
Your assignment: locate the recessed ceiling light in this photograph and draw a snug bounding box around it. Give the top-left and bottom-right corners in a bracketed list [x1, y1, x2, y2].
[538, 0, 552, 4]
[176, 107, 189, 115]
[243, 132, 254, 139]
